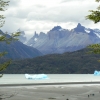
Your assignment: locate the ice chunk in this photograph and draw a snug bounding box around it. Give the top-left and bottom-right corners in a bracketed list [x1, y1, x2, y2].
[25, 74, 49, 80]
[94, 70, 100, 76]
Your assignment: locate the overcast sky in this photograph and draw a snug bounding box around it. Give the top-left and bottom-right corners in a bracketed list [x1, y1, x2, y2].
[1, 0, 100, 37]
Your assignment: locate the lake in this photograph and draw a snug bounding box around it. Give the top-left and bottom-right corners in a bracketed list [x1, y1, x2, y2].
[0, 74, 100, 86]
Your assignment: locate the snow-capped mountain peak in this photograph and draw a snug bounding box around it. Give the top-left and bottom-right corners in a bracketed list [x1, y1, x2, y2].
[26, 23, 100, 55]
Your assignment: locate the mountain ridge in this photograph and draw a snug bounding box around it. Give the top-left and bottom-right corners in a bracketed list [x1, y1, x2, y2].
[26, 23, 100, 55]
[1, 47, 100, 74]
[0, 30, 43, 59]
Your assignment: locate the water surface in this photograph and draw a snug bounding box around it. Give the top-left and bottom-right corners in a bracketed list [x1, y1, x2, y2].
[0, 74, 100, 85]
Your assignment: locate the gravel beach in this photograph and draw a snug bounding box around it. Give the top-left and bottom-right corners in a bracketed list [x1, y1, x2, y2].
[0, 85, 100, 100]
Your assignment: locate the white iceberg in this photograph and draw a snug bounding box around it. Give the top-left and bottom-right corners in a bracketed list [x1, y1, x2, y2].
[94, 70, 100, 76]
[25, 74, 49, 80]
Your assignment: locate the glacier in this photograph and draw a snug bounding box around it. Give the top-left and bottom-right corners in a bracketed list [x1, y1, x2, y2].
[25, 74, 49, 80]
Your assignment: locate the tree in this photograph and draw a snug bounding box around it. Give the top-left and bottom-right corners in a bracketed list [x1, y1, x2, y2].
[86, 0, 100, 54]
[0, 0, 20, 77]
[86, 0, 100, 23]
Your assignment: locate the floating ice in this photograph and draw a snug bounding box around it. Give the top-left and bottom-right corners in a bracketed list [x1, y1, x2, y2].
[94, 70, 100, 76]
[25, 74, 49, 80]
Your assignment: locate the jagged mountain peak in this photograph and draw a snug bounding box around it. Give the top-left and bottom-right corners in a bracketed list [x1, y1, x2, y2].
[73, 23, 85, 33]
[26, 23, 100, 55]
[40, 32, 45, 35]
[77, 23, 82, 27]
[39, 32, 46, 37]
[34, 31, 38, 37]
[50, 26, 62, 31]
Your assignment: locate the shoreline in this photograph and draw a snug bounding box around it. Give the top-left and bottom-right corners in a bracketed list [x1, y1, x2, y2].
[1, 81, 100, 87]
[1, 84, 100, 100]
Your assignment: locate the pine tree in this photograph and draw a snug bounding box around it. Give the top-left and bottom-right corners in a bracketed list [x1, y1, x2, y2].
[86, 0, 100, 23]
[0, 0, 20, 77]
[86, 0, 100, 54]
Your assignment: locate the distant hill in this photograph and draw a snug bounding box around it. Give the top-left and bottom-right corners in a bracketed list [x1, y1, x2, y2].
[0, 30, 42, 59]
[2, 47, 100, 74]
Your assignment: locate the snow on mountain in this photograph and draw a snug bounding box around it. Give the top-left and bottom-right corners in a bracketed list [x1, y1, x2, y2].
[94, 32, 100, 38]
[26, 23, 100, 55]
[93, 29, 100, 38]
[34, 38, 38, 41]
[85, 29, 90, 33]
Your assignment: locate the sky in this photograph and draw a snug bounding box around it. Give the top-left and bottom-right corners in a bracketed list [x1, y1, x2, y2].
[1, 0, 100, 38]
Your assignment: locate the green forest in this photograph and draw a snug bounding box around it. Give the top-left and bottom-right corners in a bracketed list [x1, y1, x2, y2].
[1, 47, 100, 74]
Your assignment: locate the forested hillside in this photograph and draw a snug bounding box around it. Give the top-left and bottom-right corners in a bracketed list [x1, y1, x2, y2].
[1, 47, 100, 74]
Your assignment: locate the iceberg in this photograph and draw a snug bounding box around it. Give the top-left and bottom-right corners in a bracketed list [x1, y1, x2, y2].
[25, 74, 49, 80]
[94, 70, 100, 76]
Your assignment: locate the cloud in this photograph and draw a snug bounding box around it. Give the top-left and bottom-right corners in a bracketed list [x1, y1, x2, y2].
[1, 0, 100, 38]
[8, 0, 21, 7]
[61, 0, 78, 3]
[27, 1, 97, 23]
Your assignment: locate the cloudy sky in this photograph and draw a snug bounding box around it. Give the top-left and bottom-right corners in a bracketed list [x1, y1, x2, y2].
[1, 0, 100, 37]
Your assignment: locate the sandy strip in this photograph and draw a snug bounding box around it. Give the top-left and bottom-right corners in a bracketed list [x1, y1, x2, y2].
[1, 81, 100, 87]
[0, 84, 100, 100]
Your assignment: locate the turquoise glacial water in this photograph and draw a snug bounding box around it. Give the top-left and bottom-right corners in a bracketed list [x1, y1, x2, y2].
[0, 74, 100, 85]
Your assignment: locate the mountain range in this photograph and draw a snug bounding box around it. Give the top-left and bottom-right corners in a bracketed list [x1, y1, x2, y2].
[0, 30, 42, 59]
[25, 23, 100, 55]
[1, 23, 100, 59]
